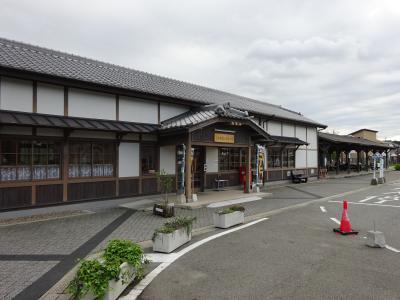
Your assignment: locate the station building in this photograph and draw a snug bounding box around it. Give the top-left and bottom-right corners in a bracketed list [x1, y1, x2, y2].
[0, 37, 326, 210]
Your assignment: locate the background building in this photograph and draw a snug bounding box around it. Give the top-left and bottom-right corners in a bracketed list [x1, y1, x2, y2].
[0, 37, 325, 210]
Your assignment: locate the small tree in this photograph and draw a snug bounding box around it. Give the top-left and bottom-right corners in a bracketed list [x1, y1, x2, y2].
[157, 169, 174, 207]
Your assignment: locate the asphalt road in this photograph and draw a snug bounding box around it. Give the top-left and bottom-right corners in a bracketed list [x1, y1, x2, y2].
[139, 177, 400, 300]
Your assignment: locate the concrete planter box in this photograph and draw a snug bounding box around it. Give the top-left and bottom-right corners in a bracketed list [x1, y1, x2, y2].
[153, 227, 192, 253]
[83, 262, 135, 300]
[214, 211, 244, 228]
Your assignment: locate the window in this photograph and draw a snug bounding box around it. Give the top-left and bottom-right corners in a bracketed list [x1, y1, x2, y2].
[141, 144, 157, 175]
[268, 148, 296, 169]
[268, 148, 281, 169]
[0, 140, 61, 181]
[219, 148, 243, 171]
[69, 142, 115, 178]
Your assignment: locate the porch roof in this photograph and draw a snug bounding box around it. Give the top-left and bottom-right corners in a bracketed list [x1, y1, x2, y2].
[318, 132, 393, 150]
[270, 135, 308, 146]
[0, 110, 159, 133]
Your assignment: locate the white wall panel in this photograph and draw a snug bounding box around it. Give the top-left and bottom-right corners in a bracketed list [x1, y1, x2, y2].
[0, 77, 32, 112]
[160, 103, 188, 121]
[295, 149, 307, 168]
[119, 96, 158, 124]
[160, 145, 176, 175]
[267, 121, 282, 136]
[206, 147, 218, 173]
[119, 143, 140, 177]
[307, 150, 318, 168]
[295, 126, 307, 150]
[282, 123, 295, 137]
[307, 127, 318, 150]
[37, 83, 64, 115]
[69, 88, 116, 120]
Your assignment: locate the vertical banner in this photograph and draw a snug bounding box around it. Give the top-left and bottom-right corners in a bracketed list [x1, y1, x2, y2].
[176, 144, 186, 194]
[255, 145, 266, 186]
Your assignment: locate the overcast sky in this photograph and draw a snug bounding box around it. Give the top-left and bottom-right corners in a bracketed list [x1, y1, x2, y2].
[1, 0, 399, 140]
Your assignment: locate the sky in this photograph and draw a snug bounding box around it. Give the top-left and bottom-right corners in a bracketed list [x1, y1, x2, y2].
[1, 0, 399, 140]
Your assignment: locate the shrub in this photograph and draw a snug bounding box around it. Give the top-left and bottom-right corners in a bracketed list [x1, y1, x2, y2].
[152, 216, 196, 241]
[395, 164, 400, 171]
[68, 239, 148, 300]
[217, 205, 245, 215]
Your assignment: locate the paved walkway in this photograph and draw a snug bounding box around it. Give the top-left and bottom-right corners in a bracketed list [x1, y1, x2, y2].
[0, 172, 399, 299]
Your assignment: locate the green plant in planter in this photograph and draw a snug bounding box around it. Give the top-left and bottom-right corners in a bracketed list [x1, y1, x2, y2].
[395, 164, 400, 171]
[154, 169, 175, 217]
[68, 239, 148, 300]
[217, 205, 245, 215]
[152, 216, 196, 241]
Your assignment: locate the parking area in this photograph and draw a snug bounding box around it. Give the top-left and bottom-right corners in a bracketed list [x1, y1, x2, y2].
[1, 172, 399, 299]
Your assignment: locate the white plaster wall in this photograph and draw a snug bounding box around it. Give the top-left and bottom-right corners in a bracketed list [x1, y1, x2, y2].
[119, 143, 140, 177]
[0, 126, 32, 135]
[282, 123, 295, 137]
[160, 145, 176, 175]
[70, 130, 116, 139]
[119, 96, 158, 124]
[36, 128, 64, 137]
[37, 83, 64, 115]
[206, 147, 219, 173]
[307, 127, 318, 150]
[295, 126, 307, 150]
[307, 149, 318, 168]
[295, 149, 307, 168]
[69, 88, 116, 120]
[160, 103, 189, 121]
[0, 77, 32, 112]
[267, 121, 282, 136]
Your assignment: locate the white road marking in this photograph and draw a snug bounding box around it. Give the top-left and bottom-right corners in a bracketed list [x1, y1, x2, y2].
[330, 217, 341, 225]
[385, 245, 400, 253]
[320, 206, 327, 213]
[121, 218, 268, 300]
[329, 200, 400, 208]
[359, 196, 377, 203]
[207, 196, 262, 208]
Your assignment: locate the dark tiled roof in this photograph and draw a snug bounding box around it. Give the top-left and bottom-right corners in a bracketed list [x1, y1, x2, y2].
[0, 37, 326, 128]
[318, 132, 392, 149]
[0, 110, 159, 133]
[270, 135, 308, 145]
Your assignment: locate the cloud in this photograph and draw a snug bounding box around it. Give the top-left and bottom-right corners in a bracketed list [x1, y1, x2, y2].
[0, 0, 399, 139]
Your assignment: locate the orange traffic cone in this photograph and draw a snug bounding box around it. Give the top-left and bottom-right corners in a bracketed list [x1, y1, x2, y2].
[333, 200, 358, 235]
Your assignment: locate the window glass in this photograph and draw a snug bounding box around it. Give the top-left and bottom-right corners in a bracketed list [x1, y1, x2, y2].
[69, 142, 115, 178]
[219, 148, 243, 171]
[141, 144, 157, 175]
[0, 140, 61, 181]
[267, 148, 282, 169]
[288, 149, 295, 168]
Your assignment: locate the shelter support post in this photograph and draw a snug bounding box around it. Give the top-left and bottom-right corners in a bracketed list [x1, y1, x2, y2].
[185, 132, 192, 202]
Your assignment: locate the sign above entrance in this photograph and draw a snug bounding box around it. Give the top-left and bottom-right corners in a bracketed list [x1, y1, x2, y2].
[214, 132, 235, 144]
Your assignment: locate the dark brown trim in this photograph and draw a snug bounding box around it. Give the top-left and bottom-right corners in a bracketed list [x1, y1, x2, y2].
[115, 142, 119, 197]
[157, 102, 161, 124]
[33, 81, 37, 113]
[64, 87, 68, 116]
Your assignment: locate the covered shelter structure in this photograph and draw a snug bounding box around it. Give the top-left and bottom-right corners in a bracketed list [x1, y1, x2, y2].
[318, 132, 393, 175]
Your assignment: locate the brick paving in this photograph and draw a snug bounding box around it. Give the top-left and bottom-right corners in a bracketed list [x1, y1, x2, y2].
[0, 172, 399, 299]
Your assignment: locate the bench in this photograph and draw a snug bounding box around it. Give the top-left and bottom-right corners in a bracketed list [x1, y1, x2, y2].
[291, 170, 308, 183]
[214, 179, 229, 191]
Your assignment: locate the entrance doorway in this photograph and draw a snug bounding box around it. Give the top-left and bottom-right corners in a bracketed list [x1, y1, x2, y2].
[191, 146, 205, 193]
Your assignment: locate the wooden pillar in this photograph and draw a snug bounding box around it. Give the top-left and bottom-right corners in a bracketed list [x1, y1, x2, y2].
[246, 145, 251, 193]
[62, 139, 69, 202]
[336, 150, 340, 175]
[185, 132, 192, 202]
[346, 151, 351, 174]
[115, 142, 119, 197]
[356, 150, 360, 172]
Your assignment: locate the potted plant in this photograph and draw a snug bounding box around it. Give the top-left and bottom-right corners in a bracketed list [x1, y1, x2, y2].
[213, 205, 245, 229]
[152, 216, 196, 253]
[153, 169, 175, 218]
[68, 240, 148, 300]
